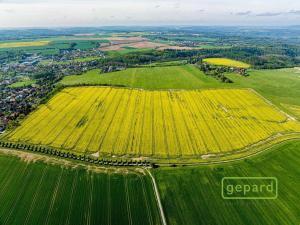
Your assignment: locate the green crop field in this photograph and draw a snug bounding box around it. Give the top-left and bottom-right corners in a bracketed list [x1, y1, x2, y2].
[0, 152, 162, 225]
[60, 65, 222, 89]
[227, 68, 300, 119]
[0, 39, 108, 55]
[1, 27, 300, 225]
[2, 63, 300, 224]
[140, 60, 188, 67]
[107, 48, 152, 56]
[61, 66, 300, 119]
[154, 140, 300, 225]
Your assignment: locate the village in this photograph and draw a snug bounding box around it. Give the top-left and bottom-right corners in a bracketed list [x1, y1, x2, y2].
[0, 48, 105, 133]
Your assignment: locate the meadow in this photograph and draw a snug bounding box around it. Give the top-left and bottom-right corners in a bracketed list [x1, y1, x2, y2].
[6, 87, 300, 158]
[154, 140, 300, 225]
[61, 65, 300, 119]
[0, 152, 162, 225]
[8, 79, 36, 88]
[60, 65, 222, 89]
[106, 48, 153, 56]
[226, 68, 300, 119]
[203, 58, 251, 68]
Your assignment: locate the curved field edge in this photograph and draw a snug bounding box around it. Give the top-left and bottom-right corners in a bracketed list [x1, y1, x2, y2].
[155, 132, 300, 165]
[153, 140, 300, 225]
[1, 86, 300, 163]
[59, 66, 300, 121]
[1, 133, 300, 165]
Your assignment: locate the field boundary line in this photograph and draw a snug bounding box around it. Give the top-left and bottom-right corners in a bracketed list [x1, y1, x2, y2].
[248, 88, 299, 122]
[146, 168, 167, 225]
[157, 135, 300, 166]
[0, 147, 147, 175]
[16, 89, 78, 142]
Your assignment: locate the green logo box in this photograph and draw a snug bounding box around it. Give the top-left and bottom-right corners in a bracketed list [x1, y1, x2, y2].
[222, 177, 278, 200]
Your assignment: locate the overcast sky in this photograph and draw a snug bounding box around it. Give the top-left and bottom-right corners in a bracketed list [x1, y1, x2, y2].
[0, 0, 300, 27]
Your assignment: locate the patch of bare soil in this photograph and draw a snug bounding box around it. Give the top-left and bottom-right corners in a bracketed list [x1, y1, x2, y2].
[91, 151, 99, 158]
[131, 156, 150, 161]
[135, 168, 147, 175]
[99, 44, 125, 51]
[105, 36, 146, 42]
[18, 151, 44, 163]
[74, 33, 96, 36]
[99, 41, 170, 51]
[201, 154, 216, 159]
[129, 41, 169, 49]
[292, 67, 300, 76]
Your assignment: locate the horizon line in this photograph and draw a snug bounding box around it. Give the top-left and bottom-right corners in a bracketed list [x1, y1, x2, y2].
[0, 24, 300, 30]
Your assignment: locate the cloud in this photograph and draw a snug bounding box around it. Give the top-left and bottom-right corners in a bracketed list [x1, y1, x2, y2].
[234, 11, 252, 16]
[288, 10, 300, 15]
[232, 9, 300, 17]
[196, 9, 205, 13]
[0, 0, 300, 27]
[254, 10, 300, 17]
[173, 2, 180, 9]
[256, 12, 284, 17]
[2, 8, 15, 13]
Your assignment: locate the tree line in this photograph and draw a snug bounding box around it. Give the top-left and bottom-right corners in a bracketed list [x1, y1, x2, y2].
[0, 141, 151, 167]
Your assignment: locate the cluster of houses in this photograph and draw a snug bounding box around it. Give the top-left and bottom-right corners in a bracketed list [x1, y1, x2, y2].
[1, 49, 104, 76]
[0, 83, 55, 133]
[52, 48, 104, 62]
[0, 49, 107, 133]
[1, 54, 42, 74]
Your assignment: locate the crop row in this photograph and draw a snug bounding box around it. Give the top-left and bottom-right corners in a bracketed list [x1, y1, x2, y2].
[6, 87, 300, 158]
[0, 154, 162, 225]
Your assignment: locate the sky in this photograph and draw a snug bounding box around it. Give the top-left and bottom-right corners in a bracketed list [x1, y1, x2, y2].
[0, 0, 300, 27]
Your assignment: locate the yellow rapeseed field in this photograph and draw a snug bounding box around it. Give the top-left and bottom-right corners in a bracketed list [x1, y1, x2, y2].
[7, 87, 300, 158]
[0, 41, 50, 48]
[203, 58, 251, 68]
